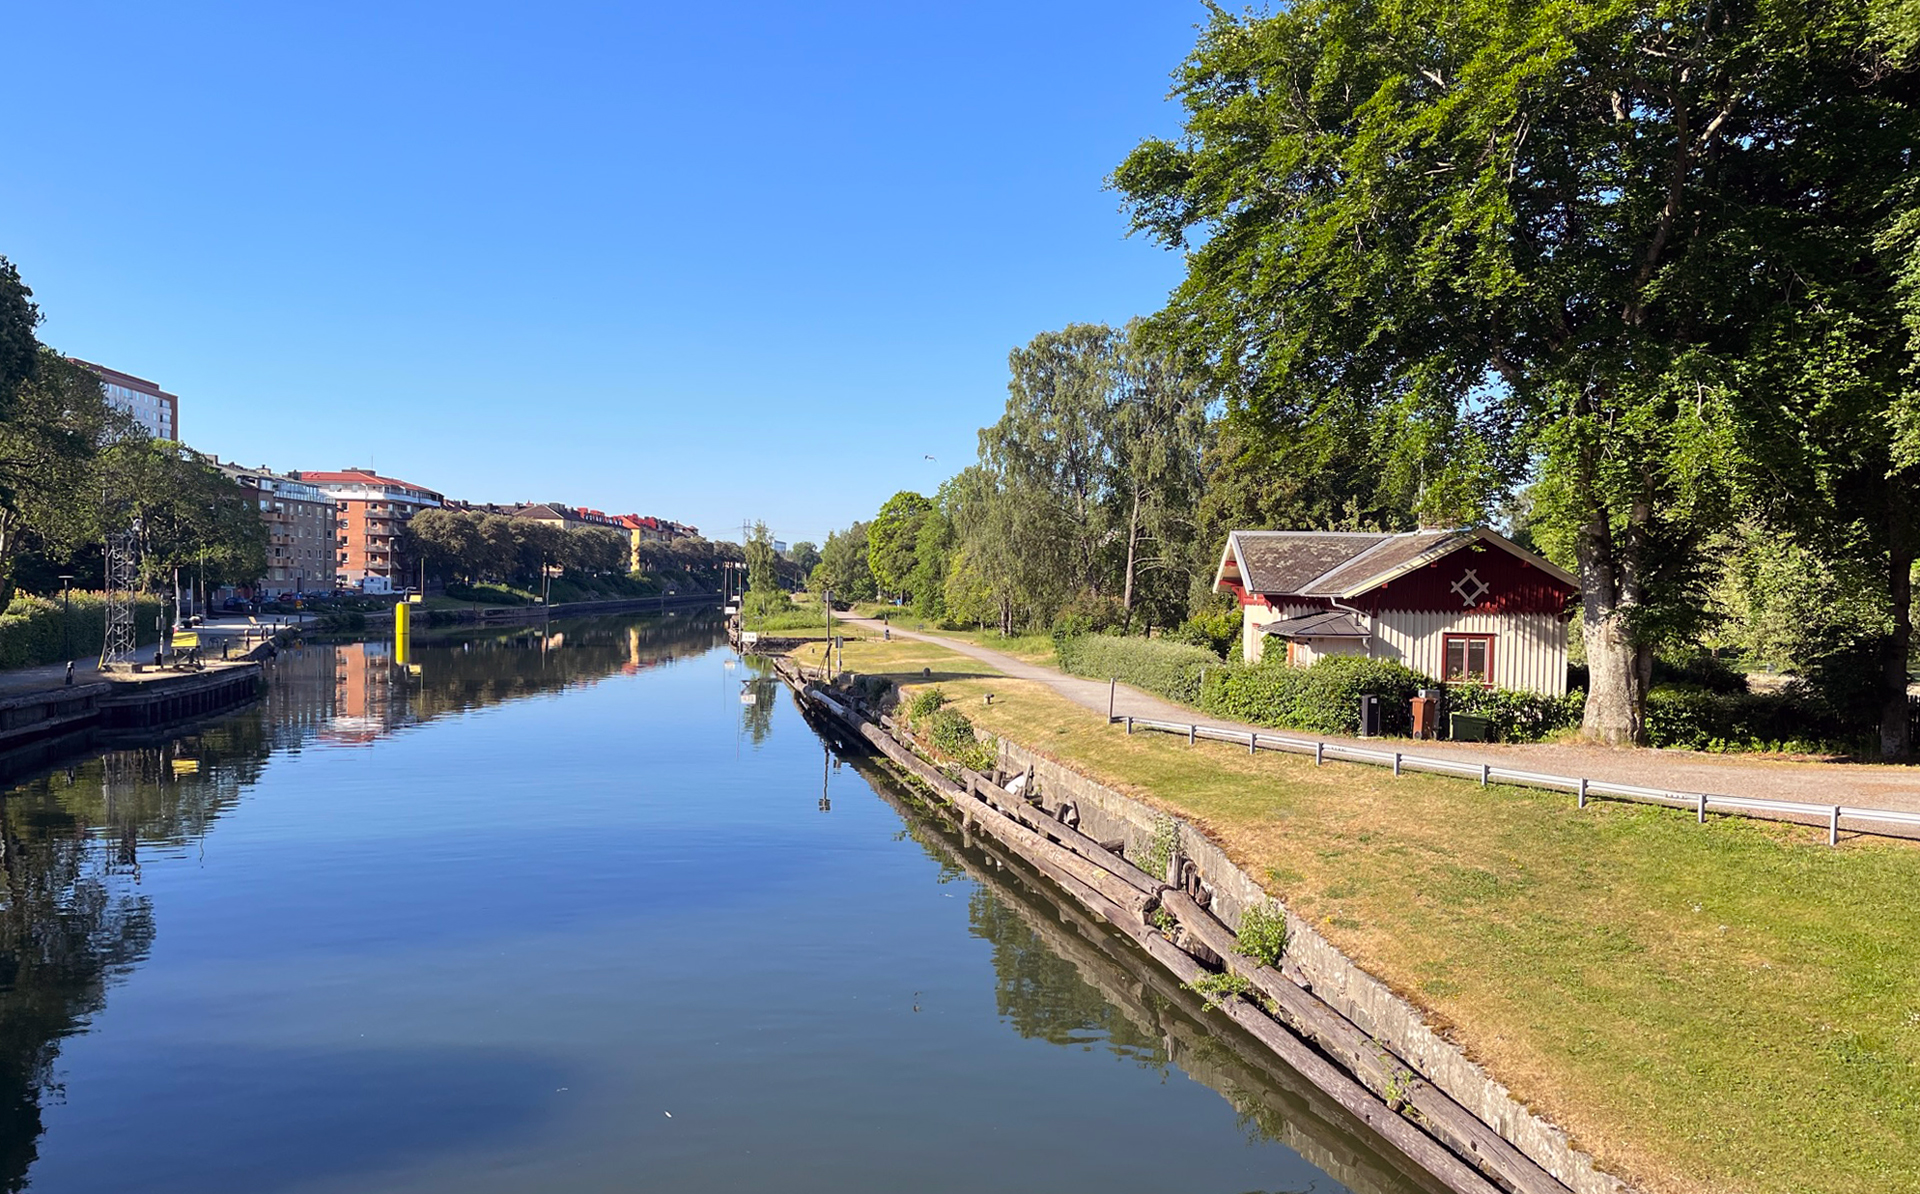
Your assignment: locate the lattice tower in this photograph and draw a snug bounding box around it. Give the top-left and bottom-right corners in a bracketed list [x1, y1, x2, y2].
[100, 524, 139, 668]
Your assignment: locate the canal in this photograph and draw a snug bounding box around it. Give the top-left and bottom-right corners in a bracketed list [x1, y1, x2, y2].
[0, 614, 1443, 1193]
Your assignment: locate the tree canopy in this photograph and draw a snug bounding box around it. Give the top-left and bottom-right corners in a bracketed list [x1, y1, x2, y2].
[1113, 0, 1920, 748]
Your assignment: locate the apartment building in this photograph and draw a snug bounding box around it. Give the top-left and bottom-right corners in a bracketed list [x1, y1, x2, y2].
[302, 468, 444, 592]
[71, 358, 180, 440]
[218, 463, 335, 596]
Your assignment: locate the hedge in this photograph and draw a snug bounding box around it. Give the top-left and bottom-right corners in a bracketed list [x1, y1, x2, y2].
[1643, 684, 1850, 752]
[0, 593, 166, 671]
[1200, 654, 1432, 736]
[1054, 633, 1223, 705]
[1443, 684, 1586, 743]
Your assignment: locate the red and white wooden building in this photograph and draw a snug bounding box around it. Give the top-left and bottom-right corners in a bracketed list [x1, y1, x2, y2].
[1212, 527, 1580, 695]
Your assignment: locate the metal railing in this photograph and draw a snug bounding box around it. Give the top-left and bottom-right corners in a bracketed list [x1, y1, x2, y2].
[1114, 710, 1920, 845]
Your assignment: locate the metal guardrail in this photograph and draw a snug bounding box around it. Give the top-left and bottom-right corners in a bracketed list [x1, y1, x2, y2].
[1117, 713, 1920, 845]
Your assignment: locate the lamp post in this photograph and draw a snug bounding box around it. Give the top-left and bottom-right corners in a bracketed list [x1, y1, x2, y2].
[58, 575, 73, 661]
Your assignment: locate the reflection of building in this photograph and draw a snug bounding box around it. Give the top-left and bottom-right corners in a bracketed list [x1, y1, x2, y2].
[303, 469, 445, 592]
[217, 464, 334, 596]
[71, 358, 180, 440]
[324, 642, 397, 744]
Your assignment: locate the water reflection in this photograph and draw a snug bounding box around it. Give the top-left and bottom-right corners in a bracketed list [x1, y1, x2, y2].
[0, 619, 1439, 1193]
[859, 759, 1448, 1194]
[0, 615, 722, 1187]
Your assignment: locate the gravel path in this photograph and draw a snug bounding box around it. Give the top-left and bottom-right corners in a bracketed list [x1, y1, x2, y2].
[840, 617, 1920, 819]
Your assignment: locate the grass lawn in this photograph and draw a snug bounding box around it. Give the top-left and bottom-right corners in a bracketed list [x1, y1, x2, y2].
[790, 635, 1920, 1194]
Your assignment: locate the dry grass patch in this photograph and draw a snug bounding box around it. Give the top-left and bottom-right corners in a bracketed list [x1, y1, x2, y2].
[802, 636, 1920, 1194]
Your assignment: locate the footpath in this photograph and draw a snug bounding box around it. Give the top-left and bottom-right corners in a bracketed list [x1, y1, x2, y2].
[833, 615, 1920, 818]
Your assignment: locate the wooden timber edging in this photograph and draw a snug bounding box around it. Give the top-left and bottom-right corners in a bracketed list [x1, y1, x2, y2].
[770, 658, 1616, 1194]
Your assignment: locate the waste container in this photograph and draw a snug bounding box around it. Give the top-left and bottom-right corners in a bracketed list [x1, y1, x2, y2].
[1357, 694, 1382, 737]
[1411, 694, 1439, 739]
[1450, 711, 1493, 742]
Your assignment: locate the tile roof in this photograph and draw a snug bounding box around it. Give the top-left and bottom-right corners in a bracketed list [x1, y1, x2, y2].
[1226, 532, 1394, 594]
[1218, 527, 1579, 598]
[1303, 530, 1467, 595]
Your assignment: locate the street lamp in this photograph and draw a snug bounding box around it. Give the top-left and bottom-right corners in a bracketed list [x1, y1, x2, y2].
[57, 575, 74, 661]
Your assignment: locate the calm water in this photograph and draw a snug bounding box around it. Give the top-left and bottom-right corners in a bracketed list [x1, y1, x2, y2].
[0, 615, 1441, 1194]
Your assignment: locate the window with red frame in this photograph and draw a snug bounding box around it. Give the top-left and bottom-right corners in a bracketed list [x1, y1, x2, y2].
[1443, 634, 1494, 684]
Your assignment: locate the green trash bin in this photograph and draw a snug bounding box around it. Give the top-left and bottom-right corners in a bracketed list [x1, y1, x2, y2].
[1449, 711, 1493, 742]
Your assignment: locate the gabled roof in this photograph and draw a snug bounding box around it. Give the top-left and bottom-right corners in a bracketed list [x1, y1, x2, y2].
[1215, 527, 1578, 599]
[1213, 531, 1394, 595]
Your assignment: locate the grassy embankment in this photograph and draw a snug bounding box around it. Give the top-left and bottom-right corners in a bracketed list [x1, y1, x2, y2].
[789, 632, 1920, 1194]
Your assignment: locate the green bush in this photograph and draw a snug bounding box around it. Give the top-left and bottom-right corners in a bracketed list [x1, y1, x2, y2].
[1201, 654, 1432, 736]
[1643, 683, 1849, 752]
[1055, 633, 1223, 705]
[923, 705, 997, 772]
[907, 687, 949, 723]
[1164, 603, 1240, 659]
[0, 593, 165, 670]
[1443, 684, 1586, 742]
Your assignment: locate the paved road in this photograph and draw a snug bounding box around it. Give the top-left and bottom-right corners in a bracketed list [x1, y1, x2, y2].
[837, 616, 1920, 818]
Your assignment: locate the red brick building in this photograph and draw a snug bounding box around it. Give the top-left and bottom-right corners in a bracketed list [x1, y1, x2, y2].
[302, 469, 445, 592]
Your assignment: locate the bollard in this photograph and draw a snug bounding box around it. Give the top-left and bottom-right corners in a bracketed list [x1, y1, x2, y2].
[65, 661, 73, 687]
[1314, 741, 1324, 766]
[1697, 792, 1707, 823]
[1108, 678, 1116, 723]
[1187, 724, 1196, 745]
[1578, 777, 1588, 808]
[1247, 731, 1255, 755]
[1125, 716, 1133, 735]
[1830, 806, 1840, 847]
[1393, 752, 1401, 776]
[1480, 763, 1490, 787]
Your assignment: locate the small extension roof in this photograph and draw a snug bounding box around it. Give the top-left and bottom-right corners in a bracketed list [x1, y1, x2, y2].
[1256, 610, 1370, 639]
[1214, 527, 1577, 599]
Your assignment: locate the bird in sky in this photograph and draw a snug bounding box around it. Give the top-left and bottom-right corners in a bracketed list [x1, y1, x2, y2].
[923, 454, 936, 461]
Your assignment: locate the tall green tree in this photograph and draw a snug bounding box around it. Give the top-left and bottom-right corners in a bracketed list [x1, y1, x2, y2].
[0, 257, 40, 421]
[101, 440, 267, 596]
[0, 352, 124, 604]
[813, 522, 875, 601]
[866, 491, 932, 601]
[1115, 0, 1920, 746]
[1112, 324, 1210, 630]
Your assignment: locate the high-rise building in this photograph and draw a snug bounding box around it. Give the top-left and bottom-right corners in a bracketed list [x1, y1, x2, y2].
[301, 468, 444, 592]
[70, 359, 179, 440]
[217, 463, 335, 596]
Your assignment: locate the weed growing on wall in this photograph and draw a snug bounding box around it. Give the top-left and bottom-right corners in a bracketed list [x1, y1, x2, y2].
[1235, 903, 1288, 967]
[1184, 971, 1254, 1011]
[1131, 813, 1180, 880]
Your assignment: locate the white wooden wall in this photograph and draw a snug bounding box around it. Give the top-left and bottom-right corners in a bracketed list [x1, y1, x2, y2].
[1240, 604, 1569, 695]
[1240, 603, 1320, 664]
[1371, 609, 1569, 696]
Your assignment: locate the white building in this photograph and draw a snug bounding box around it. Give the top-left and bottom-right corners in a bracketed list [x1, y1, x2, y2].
[72, 359, 179, 440]
[1212, 527, 1581, 695]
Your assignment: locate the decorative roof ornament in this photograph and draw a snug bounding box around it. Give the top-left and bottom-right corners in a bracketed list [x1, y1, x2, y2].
[1451, 568, 1489, 608]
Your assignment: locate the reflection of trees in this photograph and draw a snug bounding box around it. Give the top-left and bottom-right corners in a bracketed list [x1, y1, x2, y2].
[851, 755, 1444, 1194]
[0, 614, 723, 1190]
[967, 888, 1166, 1065]
[741, 677, 778, 745]
[0, 775, 157, 1191]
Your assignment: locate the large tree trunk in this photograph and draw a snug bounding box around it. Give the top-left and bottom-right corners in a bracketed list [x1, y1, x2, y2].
[1879, 494, 1913, 760]
[1576, 490, 1650, 746]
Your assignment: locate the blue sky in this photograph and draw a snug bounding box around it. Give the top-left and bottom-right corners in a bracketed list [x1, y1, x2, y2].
[4, 2, 1201, 546]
